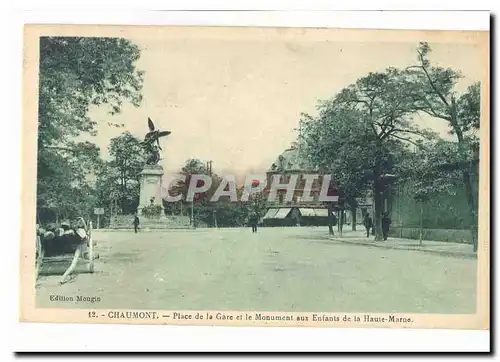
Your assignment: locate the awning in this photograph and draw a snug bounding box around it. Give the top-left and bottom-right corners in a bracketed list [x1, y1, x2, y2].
[299, 208, 316, 217]
[263, 208, 279, 219]
[314, 208, 329, 217]
[274, 208, 292, 219]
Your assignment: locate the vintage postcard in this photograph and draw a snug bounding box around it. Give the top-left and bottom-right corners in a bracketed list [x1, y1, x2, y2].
[20, 24, 490, 330]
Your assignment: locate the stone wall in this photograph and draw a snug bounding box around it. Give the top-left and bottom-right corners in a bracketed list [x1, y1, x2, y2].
[389, 182, 475, 230]
[386, 179, 477, 244]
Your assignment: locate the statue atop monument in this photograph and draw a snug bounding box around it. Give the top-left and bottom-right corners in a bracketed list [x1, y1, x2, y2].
[143, 117, 171, 165]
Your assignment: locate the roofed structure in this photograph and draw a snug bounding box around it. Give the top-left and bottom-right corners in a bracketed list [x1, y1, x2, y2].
[268, 146, 318, 173]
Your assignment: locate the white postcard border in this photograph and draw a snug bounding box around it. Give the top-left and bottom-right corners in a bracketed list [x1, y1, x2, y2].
[8, 9, 492, 353]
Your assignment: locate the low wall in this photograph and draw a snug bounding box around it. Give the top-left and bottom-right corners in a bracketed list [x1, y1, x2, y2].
[109, 215, 191, 229]
[263, 216, 332, 227]
[388, 227, 473, 244]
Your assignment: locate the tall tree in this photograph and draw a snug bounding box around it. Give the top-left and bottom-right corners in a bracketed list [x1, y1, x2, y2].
[301, 111, 375, 232]
[36, 141, 102, 223]
[405, 42, 480, 251]
[302, 69, 434, 240]
[38, 37, 144, 149]
[36, 36, 144, 222]
[169, 159, 218, 225]
[170, 159, 211, 201]
[108, 132, 145, 214]
[93, 161, 120, 225]
[168, 159, 261, 227]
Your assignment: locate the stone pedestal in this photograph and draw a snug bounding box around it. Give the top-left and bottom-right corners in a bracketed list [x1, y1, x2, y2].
[138, 164, 165, 216]
[109, 164, 191, 229]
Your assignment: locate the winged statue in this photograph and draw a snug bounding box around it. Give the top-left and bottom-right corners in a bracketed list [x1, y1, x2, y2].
[143, 117, 172, 165]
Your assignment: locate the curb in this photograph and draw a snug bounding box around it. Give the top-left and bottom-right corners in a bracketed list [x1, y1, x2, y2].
[330, 238, 477, 259]
[94, 228, 202, 232]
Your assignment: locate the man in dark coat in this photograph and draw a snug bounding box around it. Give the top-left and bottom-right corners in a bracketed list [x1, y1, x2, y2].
[363, 212, 373, 238]
[382, 213, 392, 241]
[249, 212, 259, 233]
[328, 210, 337, 237]
[133, 215, 140, 233]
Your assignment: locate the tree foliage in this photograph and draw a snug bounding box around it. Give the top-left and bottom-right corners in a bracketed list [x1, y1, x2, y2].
[301, 68, 437, 239]
[395, 141, 464, 202]
[38, 37, 144, 148]
[167, 159, 259, 227]
[300, 42, 480, 247]
[36, 141, 103, 223]
[106, 132, 146, 214]
[404, 42, 480, 250]
[36, 37, 144, 223]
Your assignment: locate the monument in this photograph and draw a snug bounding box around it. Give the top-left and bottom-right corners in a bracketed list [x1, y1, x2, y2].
[110, 117, 190, 229]
[137, 165, 165, 215]
[137, 117, 171, 216]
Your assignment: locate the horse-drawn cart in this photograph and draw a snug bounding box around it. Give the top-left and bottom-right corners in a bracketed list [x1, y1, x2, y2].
[36, 217, 96, 283]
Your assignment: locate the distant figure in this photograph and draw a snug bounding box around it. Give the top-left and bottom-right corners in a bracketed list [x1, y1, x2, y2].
[382, 213, 392, 241]
[363, 213, 373, 238]
[249, 212, 259, 233]
[328, 208, 337, 236]
[133, 215, 140, 233]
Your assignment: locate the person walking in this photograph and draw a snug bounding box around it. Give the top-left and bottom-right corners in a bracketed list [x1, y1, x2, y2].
[363, 212, 373, 238]
[381, 212, 392, 241]
[133, 214, 140, 233]
[249, 211, 259, 233]
[327, 205, 337, 237]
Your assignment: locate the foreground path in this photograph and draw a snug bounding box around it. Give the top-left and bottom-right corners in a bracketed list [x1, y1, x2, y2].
[36, 227, 477, 313]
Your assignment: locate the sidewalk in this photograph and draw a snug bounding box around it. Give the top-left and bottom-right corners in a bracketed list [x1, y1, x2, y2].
[329, 230, 476, 259]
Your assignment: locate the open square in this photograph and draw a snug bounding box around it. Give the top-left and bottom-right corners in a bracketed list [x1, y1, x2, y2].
[36, 227, 477, 313]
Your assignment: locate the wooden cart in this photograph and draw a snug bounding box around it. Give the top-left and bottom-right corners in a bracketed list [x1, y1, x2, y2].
[35, 217, 96, 281]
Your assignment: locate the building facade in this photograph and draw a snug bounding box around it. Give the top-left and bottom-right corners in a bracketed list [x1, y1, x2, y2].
[262, 147, 335, 226]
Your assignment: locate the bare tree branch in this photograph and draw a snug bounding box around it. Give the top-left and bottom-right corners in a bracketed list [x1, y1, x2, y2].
[416, 49, 451, 108]
[389, 133, 425, 148]
[391, 128, 427, 137]
[413, 106, 452, 121]
[380, 125, 395, 140]
[45, 145, 78, 153]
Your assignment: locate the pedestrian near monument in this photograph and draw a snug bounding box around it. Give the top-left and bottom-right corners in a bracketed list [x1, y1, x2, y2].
[249, 211, 259, 233]
[363, 213, 373, 238]
[382, 212, 392, 241]
[133, 214, 140, 233]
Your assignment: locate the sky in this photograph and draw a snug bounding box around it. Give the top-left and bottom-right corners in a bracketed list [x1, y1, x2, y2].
[87, 28, 485, 178]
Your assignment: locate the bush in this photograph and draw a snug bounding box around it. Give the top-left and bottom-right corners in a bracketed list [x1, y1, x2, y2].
[142, 204, 163, 218]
